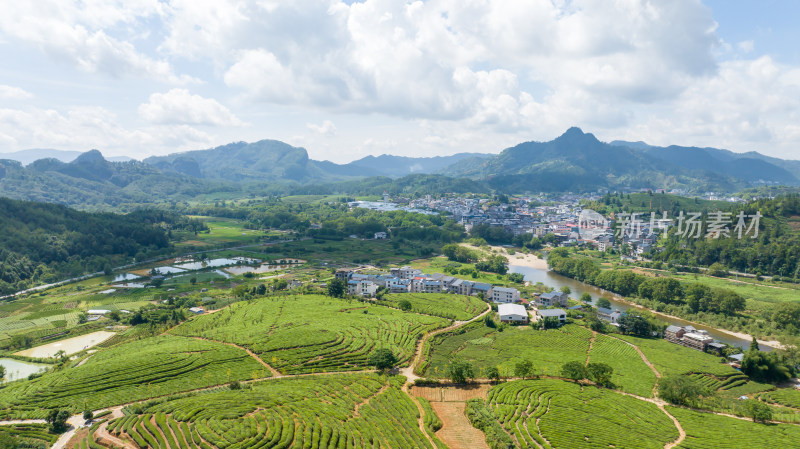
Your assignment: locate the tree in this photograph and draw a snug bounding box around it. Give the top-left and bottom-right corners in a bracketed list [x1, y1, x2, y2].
[398, 299, 412, 312]
[514, 360, 534, 379]
[486, 366, 500, 383]
[773, 302, 800, 329]
[560, 361, 587, 381]
[47, 409, 71, 433]
[327, 278, 345, 298]
[83, 410, 93, 421]
[256, 283, 267, 295]
[618, 313, 651, 337]
[448, 360, 475, 384]
[750, 336, 760, 352]
[741, 350, 793, 383]
[0, 365, 5, 380]
[586, 362, 613, 387]
[596, 297, 611, 309]
[657, 376, 704, 406]
[229, 380, 242, 390]
[542, 316, 561, 329]
[369, 348, 397, 371]
[560, 286, 571, 295]
[580, 292, 592, 303]
[507, 272, 525, 283]
[740, 399, 773, 423]
[483, 314, 496, 328]
[190, 276, 197, 285]
[150, 277, 164, 288]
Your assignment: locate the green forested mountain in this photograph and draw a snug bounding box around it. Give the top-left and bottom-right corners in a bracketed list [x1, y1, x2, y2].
[0, 198, 199, 294]
[446, 128, 799, 193]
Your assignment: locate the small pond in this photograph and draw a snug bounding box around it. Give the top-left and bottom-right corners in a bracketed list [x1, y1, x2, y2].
[0, 358, 49, 382]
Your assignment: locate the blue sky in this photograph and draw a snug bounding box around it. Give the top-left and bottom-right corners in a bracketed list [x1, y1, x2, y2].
[0, 1, 798, 163]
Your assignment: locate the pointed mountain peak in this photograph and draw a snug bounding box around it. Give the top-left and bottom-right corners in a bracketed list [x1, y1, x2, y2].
[555, 127, 600, 145]
[72, 149, 107, 164]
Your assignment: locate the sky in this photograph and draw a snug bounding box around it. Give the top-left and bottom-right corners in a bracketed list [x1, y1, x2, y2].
[0, 0, 799, 163]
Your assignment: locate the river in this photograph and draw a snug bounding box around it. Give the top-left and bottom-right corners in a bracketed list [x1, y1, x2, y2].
[508, 264, 772, 352]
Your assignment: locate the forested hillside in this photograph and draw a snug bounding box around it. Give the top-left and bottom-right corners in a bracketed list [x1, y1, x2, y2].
[649, 194, 800, 279]
[0, 199, 203, 294]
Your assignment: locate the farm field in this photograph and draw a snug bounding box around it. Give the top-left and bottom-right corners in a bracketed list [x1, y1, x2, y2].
[262, 238, 440, 266]
[105, 374, 437, 449]
[171, 294, 449, 374]
[486, 379, 679, 449]
[176, 217, 270, 247]
[616, 334, 740, 377]
[0, 335, 265, 418]
[669, 406, 800, 448]
[423, 323, 592, 379]
[760, 388, 800, 409]
[0, 423, 58, 447]
[587, 334, 657, 397]
[380, 293, 488, 321]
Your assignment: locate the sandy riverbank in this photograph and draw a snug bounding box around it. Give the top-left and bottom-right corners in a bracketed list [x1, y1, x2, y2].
[486, 245, 549, 270]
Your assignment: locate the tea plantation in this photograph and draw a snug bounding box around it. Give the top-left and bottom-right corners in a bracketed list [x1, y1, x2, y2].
[172, 294, 449, 374]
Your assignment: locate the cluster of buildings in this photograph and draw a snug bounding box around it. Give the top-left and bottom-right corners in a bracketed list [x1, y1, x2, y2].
[664, 325, 726, 352]
[336, 266, 520, 304]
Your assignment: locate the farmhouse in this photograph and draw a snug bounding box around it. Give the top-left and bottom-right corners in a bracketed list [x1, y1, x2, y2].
[188, 307, 205, 314]
[374, 232, 387, 239]
[491, 286, 521, 303]
[597, 307, 622, 324]
[348, 280, 378, 297]
[538, 291, 568, 307]
[536, 308, 567, 325]
[663, 325, 715, 351]
[498, 303, 528, 324]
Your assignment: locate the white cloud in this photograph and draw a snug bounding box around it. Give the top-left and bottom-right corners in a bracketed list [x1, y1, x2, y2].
[0, 85, 33, 99]
[0, 1, 193, 83]
[139, 89, 245, 126]
[307, 120, 337, 136]
[0, 106, 215, 157]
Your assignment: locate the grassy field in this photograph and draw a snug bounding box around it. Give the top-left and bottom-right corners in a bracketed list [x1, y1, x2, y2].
[176, 217, 270, 248]
[423, 323, 592, 379]
[0, 335, 265, 418]
[669, 406, 800, 448]
[106, 374, 436, 449]
[487, 379, 679, 449]
[588, 334, 658, 397]
[258, 238, 440, 266]
[172, 294, 449, 374]
[379, 293, 488, 321]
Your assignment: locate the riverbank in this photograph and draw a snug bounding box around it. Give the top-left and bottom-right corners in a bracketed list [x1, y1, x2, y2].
[583, 282, 787, 350]
[490, 246, 549, 270]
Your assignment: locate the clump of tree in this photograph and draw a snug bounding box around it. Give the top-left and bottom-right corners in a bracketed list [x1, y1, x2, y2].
[326, 278, 345, 298]
[46, 409, 71, 433]
[560, 361, 614, 387]
[738, 399, 773, 423]
[741, 346, 794, 383]
[448, 360, 475, 384]
[369, 348, 398, 371]
[514, 360, 534, 379]
[475, 255, 509, 275]
[442, 244, 480, 263]
[397, 299, 412, 312]
[658, 375, 706, 406]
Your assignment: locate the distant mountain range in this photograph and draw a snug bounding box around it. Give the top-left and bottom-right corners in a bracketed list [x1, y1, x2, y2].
[0, 148, 132, 165]
[1, 128, 798, 208]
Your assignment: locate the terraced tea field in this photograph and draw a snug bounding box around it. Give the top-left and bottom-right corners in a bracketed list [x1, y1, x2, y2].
[379, 293, 487, 321]
[587, 334, 657, 397]
[0, 423, 57, 447]
[669, 406, 800, 448]
[172, 294, 449, 374]
[105, 374, 438, 449]
[423, 323, 592, 378]
[616, 334, 739, 377]
[0, 335, 265, 418]
[486, 379, 679, 449]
